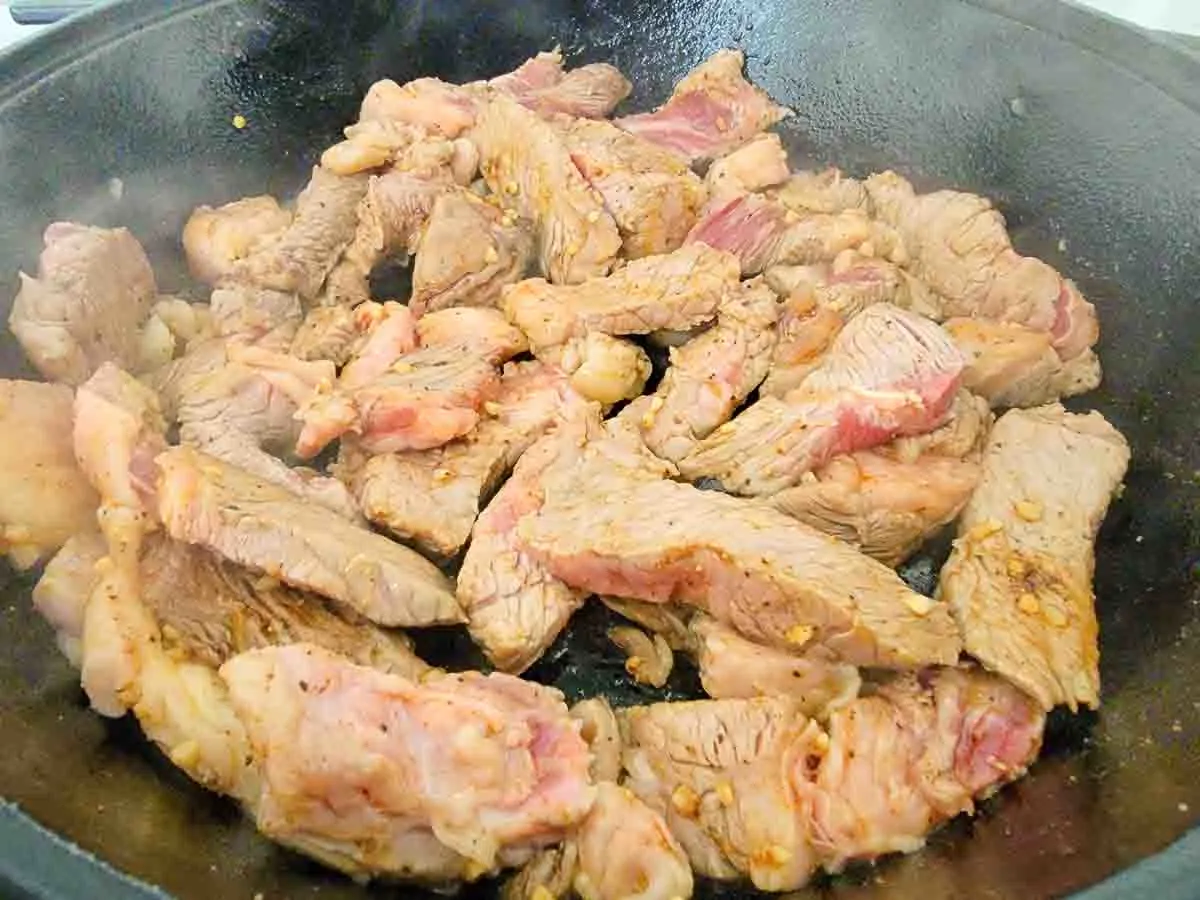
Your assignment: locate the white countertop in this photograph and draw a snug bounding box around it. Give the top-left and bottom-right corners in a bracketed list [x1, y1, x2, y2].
[0, 1, 1198, 52]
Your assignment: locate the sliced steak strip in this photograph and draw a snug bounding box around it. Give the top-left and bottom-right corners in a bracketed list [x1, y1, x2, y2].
[156, 446, 461, 628]
[501, 243, 738, 351]
[222, 644, 594, 880]
[944, 317, 1102, 408]
[473, 93, 621, 284]
[634, 278, 778, 462]
[341, 361, 591, 558]
[864, 171, 1099, 360]
[616, 49, 790, 164]
[619, 666, 1044, 891]
[769, 391, 991, 565]
[10, 222, 156, 385]
[936, 404, 1130, 710]
[231, 166, 367, 301]
[679, 304, 964, 496]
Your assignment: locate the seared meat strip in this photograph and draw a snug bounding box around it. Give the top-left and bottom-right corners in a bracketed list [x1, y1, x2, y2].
[634, 278, 778, 461]
[936, 405, 1130, 710]
[340, 361, 591, 558]
[321, 169, 451, 307]
[563, 117, 708, 259]
[686, 192, 873, 276]
[690, 614, 861, 716]
[294, 307, 523, 457]
[519, 477, 961, 668]
[290, 303, 365, 364]
[501, 243, 738, 351]
[505, 787, 692, 900]
[410, 189, 533, 317]
[222, 644, 595, 881]
[774, 168, 869, 214]
[616, 49, 790, 164]
[73, 363, 168, 515]
[864, 171, 1099, 360]
[10, 222, 156, 385]
[154, 323, 361, 520]
[473, 93, 621, 284]
[33, 530, 106, 665]
[770, 391, 991, 565]
[156, 446, 461, 628]
[139, 535, 431, 680]
[620, 666, 1044, 891]
[0, 380, 98, 568]
[232, 166, 367, 301]
[493, 51, 632, 119]
[460, 413, 670, 673]
[182, 195, 292, 285]
[679, 304, 964, 495]
[705, 133, 790, 201]
[360, 76, 478, 137]
[944, 317, 1102, 408]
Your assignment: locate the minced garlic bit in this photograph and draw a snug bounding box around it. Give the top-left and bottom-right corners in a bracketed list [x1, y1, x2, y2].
[967, 518, 1005, 542]
[504, 181, 519, 195]
[231, 114, 247, 129]
[169, 740, 201, 770]
[755, 844, 793, 867]
[1014, 499, 1044, 522]
[904, 594, 934, 617]
[1007, 556, 1027, 579]
[715, 781, 735, 807]
[785, 624, 814, 646]
[1017, 593, 1040, 615]
[671, 783, 700, 818]
[483, 401, 503, 416]
[530, 887, 555, 900]
[1044, 606, 1068, 628]
[483, 245, 499, 264]
[432, 468, 454, 483]
[585, 209, 601, 223]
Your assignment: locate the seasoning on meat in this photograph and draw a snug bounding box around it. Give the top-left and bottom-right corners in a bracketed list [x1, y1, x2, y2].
[409, 189, 533, 317]
[679, 304, 965, 495]
[690, 614, 861, 716]
[340, 360, 592, 557]
[620, 666, 1044, 891]
[519, 476, 961, 668]
[156, 446, 462, 628]
[232, 166, 367, 301]
[222, 643, 595, 881]
[769, 390, 992, 564]
[634, 277, 778, 461]
[473, 93, 622, 284]
[936, 404, 1130, 710]
[502, 243, 738, 351]
[944, 317, 1102, 408]
[563, 117, 708, 259]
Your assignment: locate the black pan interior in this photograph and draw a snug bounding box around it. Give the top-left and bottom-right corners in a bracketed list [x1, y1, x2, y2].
[0, 1, 1198, 898]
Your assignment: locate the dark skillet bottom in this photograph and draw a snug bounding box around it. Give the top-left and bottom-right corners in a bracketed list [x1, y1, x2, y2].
[0, 0, 1198, 898]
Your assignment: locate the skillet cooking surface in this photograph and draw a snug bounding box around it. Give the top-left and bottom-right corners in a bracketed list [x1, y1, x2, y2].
[0, 0, 1198, 897]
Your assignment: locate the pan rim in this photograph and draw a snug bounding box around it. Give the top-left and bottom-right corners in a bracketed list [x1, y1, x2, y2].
[0, 0, 1195, 898]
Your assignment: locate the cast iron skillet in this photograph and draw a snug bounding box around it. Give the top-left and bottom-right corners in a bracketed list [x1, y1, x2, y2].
[0, 0, 1198, 897]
